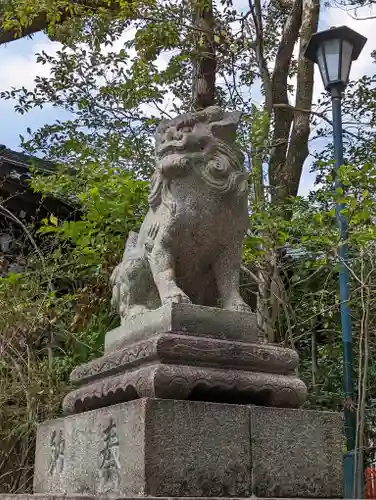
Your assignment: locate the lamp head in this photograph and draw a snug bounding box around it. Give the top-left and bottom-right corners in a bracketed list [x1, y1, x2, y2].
[304, 25, 367, 92]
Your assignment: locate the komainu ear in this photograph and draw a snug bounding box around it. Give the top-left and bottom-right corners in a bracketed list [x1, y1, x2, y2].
[209, 110, 242, 143]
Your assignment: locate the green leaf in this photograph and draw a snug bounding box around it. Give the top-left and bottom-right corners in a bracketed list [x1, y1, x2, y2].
[50, 215, 58, 226]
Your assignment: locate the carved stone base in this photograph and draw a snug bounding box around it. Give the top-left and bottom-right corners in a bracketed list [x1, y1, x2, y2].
[63, 305, 307, 414]
[63, 361, 307, 414]
[63, 330, 306, 414]
[71, 333, 299, 384]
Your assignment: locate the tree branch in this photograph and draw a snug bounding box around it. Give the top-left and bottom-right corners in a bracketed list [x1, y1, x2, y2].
[0, 204, 45, 268]
[273, 103, 375, 144]
[247, 0, 272, 112]
[0, 0, 123, 45]
[274, 0, 295, 8]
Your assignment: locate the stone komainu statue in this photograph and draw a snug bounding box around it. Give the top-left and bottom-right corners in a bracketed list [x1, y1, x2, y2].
[111, 106, 251, 324]
[63, 106, 308, 416]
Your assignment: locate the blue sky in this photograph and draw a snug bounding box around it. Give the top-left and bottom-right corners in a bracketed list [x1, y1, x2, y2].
[0, 33, 69, 147]
[0, 3, 374, 195]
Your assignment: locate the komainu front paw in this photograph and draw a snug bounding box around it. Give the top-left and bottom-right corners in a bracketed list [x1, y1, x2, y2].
[163, 290, 191, 306]
[224, 298, 252, 313]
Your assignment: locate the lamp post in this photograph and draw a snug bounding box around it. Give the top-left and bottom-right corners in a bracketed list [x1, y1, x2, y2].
[304, 26, 367, 498]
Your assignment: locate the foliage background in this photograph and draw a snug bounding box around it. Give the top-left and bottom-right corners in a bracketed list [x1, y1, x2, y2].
[0, 0, 376, 492]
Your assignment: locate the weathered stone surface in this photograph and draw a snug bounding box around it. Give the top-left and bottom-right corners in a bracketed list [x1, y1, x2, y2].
[110, 106, 253, 330]
[144, 399, 250, 497]
[66, 316, 306, 414]
[34, 400, 343, 498]
[72, 333, 299, 385]
[0, 497, 342, 500]
[250, 406, 344, 498]
[105, 303, 260, 353]
[34, 400, 146, 496]
[34, 399, 251, 497]
[63, 363, 307, 415]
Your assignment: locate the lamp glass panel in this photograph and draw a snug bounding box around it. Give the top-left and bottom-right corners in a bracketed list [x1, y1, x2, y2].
[322, 38, 341, 83]
[341, 39, 354, 83]
[316, 45, 329, 89]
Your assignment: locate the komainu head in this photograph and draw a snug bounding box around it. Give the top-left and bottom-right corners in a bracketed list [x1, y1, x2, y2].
[149, 106, 248, 208]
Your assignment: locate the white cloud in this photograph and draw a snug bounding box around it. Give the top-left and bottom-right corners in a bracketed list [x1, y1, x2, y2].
[326, 5, 375, 80]
[0, 37, 61, 92]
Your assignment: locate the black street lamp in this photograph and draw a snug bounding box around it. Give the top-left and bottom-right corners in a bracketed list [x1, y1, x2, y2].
[305, 26, 366, 93]
[304, 25, 367, 499]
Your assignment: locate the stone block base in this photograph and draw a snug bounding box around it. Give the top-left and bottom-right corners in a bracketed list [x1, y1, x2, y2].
[0, 496, 342, 500]
[34, 399, 343, 498]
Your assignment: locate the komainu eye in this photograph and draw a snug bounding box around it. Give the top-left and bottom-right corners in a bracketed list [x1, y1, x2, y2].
[176, 123, 191, 133]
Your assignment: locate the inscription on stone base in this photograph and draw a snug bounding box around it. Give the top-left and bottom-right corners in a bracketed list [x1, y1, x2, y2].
[98, 418, 120, 492]
[48, 429, 65, 475]
[35, 399, 251, 497]
[34, 399, 343, 498]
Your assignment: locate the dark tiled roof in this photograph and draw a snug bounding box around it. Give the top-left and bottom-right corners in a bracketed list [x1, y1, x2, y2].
[0, 145, 74, 218]
[0, 145, 54, 173]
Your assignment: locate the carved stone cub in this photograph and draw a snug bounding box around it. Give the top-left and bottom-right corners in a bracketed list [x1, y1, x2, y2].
[111, 106, 251, 324]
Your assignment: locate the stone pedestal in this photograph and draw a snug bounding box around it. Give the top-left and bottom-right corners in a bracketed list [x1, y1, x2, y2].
[63, 304, 307, 414]
[34, 399, 343, 498]
[9, 305, 343, 500]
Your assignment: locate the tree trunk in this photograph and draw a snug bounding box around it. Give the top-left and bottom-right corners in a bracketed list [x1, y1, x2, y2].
[268, 0, 302, 202]
[276, 0, 320, 201]
[191, 0, 216, 109]
[246, 0, 320, 341]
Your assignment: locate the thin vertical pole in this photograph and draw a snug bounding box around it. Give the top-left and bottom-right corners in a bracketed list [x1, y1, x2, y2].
[331, 86, 357, 497]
